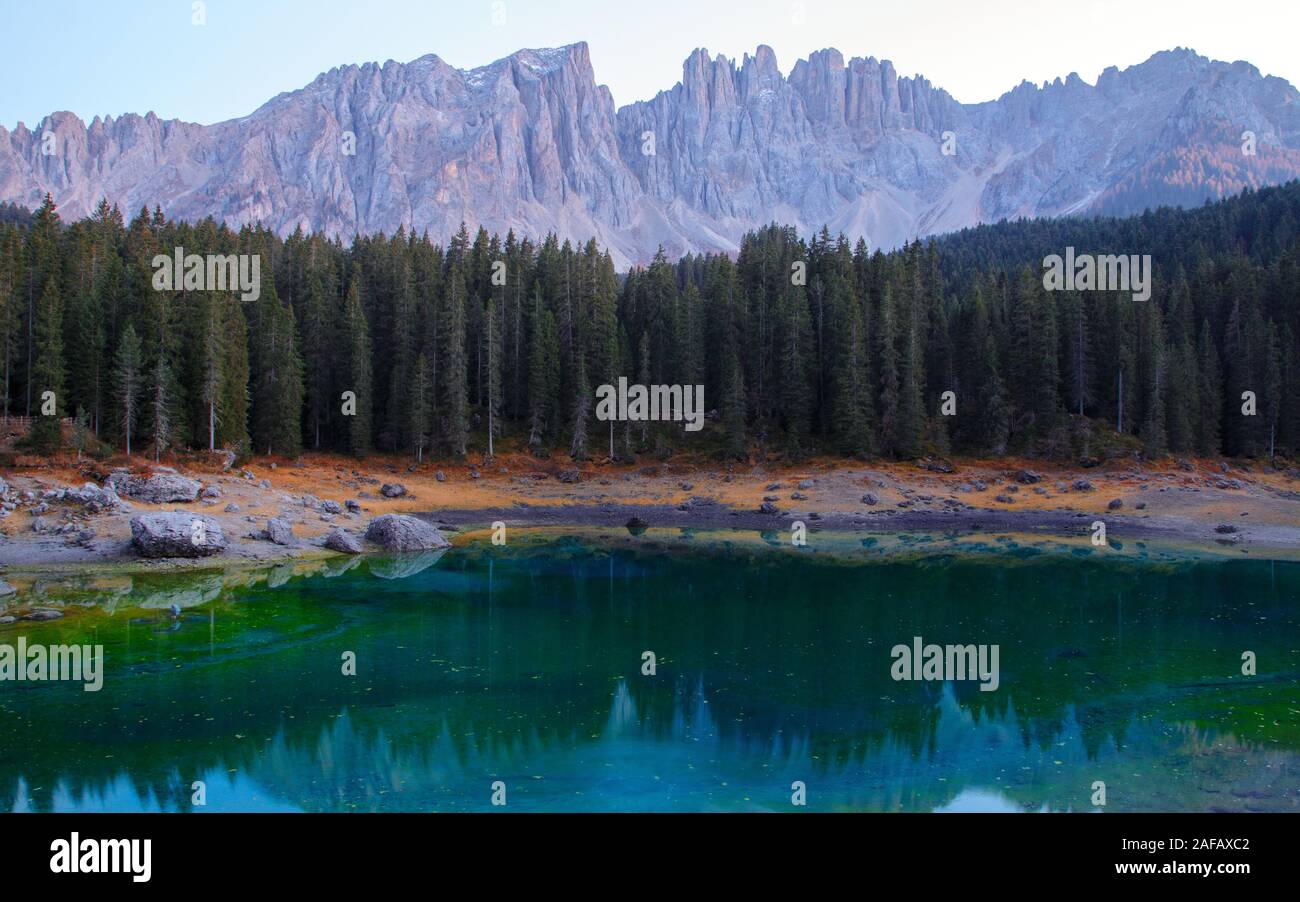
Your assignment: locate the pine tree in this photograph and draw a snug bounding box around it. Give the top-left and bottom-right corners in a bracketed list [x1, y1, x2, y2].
[1137, 298, 1168, 453]
[113, 323, 142, 455]
[197, 292, 224, 451]
[569, 354, 590, 460]
[875, 282, 900, 456]
[300, 267, 335, 449]
[251, 285, 304, 457]
[29, 277, 64, 451]
[340, 271, 373, 456]
[441, 263, 469, 457]
[218, 295, 250, 451]
[723, 350, 747, 460]
[149, 351, 171, 461]
[777, 283, 813, 456]
[526, 288, 559, 449]
[957, 286, 1009, 454]
[410, 353, 432, 462]
[485, 296, 502, 460]
[0, 227, 22, 418]
[1196, 319, 1222, 455]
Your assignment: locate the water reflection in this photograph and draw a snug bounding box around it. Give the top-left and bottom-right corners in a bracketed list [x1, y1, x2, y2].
[1, 536, 1297, 812]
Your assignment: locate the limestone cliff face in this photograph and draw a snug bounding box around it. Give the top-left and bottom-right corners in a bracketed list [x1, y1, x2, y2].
[3, 43, 1297, 267]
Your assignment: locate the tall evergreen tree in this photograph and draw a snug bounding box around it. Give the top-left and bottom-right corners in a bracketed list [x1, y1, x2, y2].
[113, 323, 142, 455]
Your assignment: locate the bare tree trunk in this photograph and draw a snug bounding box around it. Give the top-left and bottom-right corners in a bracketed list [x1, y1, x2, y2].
[1117, 368, 1124, 433]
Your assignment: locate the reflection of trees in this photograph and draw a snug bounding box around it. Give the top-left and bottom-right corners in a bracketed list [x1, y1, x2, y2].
[1, 543, 1296, 811]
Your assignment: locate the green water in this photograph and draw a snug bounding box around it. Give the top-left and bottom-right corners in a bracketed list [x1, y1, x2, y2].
[1, 532, 1297, 813]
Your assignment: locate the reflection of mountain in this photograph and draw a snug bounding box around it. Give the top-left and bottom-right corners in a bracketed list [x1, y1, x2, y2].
[2, 542, 1297, 811]
[13, 677, 1293, 813]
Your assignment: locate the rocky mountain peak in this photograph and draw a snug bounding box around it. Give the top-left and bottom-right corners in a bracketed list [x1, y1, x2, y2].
[1, 44, 1297, 267]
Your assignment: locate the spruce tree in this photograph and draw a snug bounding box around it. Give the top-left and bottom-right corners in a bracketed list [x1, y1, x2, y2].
[29, 277, 64, 451]
[485, 296, 502, 460]
[341, 271, 373, 456]
[113, 323, 143, 455]
[410, 352, 432, 462]
[569, 355, 590, 460]
[441, 264, 469, 458]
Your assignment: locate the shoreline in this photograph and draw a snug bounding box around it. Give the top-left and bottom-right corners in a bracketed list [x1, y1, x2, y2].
[0, 452, 1296, 586]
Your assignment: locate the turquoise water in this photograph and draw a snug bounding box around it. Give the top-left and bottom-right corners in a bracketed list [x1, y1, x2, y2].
[1, 533, 1297, 812]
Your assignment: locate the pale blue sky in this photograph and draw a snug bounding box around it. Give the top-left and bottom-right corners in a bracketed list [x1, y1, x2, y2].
[2, 0, 1297, 129]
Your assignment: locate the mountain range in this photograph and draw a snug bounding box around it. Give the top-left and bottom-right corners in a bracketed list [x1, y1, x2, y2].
[3, 41, 1299, 266]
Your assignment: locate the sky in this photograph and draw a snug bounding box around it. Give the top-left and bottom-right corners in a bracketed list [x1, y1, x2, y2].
[2, 0, 1298, 129]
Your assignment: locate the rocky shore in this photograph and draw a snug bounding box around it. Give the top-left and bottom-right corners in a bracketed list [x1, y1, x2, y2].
[0, 452, 1296, 593]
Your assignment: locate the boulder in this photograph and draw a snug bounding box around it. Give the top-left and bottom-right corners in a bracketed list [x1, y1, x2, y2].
[557, 469, 581, 484]
[380, 483, 407, 498]
[319, 499, 343, 514]
[131, 513, 226, 558]
[364, 514, 450, 551]
[324, 529, 364, 554]
[24, 609, 63, 621]
[109, 471, 202, 504]
[64, 482, 124, 512]
[265, 518, 296, 546]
